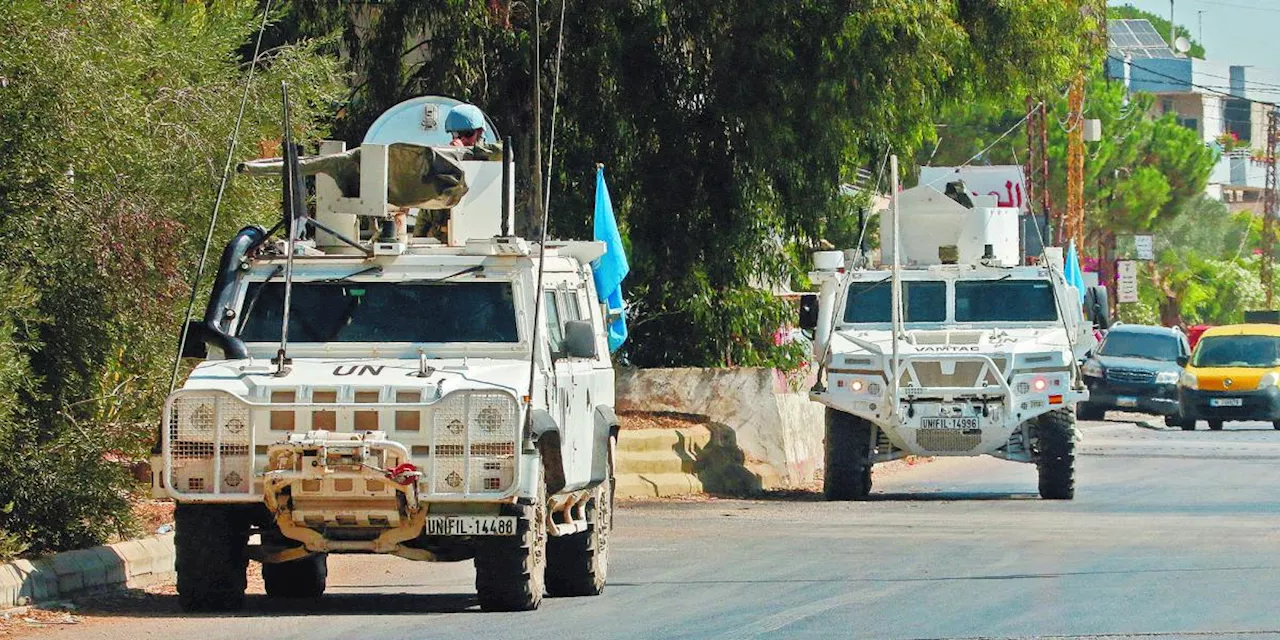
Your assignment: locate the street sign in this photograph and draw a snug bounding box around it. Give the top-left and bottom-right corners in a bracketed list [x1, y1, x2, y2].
[1116, 234, 1155, 260]
[1117, 260, 1139, 303]
[1134, 234, 1154, 260]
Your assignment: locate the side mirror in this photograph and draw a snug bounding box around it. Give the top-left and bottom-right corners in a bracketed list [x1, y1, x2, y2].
[1085, 285, 1111, 330]
[1177, 355, 1189, 368]
[563, 320, 597, 359]
[179, 320, 208, 359]
[799, 294, 819, 331]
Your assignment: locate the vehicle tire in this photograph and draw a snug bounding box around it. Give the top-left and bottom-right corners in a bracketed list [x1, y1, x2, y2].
[1076, 402, 1106, 421]
[546, 438, 614, 597]
[823, 408, 873, 501]
[474, 479, 547, 611]
[263, 552, 328, 598]
[1208, 420, 1225, 431]
[1177, 419, 1197, 431]
[1273, 421, 1280, 431]
[175, 504, 249, 612]
[1033, 409, 1076, 500]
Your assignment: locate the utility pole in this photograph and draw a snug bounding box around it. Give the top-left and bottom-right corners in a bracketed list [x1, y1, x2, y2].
[1065, 76, 1085, 247]
[1169, 0, 1176, 49]
[1025, 95, 1038, 219]
[1198, 10, 1204, 47]
[1263, 108, 1278, 307]
[1039, 102, 1051, 235]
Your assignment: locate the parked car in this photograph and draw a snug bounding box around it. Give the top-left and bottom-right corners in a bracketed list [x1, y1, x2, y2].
[1078, 324, 1189, 420]
[1175, 323, 1280, 431]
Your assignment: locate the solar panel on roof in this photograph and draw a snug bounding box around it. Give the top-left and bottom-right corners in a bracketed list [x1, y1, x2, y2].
[1107, 19, 1178, 60]
[1111, 32, 1140, 47]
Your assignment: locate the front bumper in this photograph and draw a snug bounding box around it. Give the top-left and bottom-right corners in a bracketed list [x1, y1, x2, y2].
[1083, 376, 1180, 416]
[1179, 386, 1280, 422]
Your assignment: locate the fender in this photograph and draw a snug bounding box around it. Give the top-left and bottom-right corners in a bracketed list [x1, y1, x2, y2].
[529, 409, 566, 494]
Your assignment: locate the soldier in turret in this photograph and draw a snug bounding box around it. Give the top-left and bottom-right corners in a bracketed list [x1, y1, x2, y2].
[446, 103, 487, 147]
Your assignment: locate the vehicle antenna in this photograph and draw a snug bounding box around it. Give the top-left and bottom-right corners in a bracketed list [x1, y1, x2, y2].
[168, 0, 273, 393]
[523, 1, 570, 439]
[274, 82, 304, 377]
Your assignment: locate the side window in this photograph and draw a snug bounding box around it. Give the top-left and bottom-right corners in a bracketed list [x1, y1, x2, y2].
[562, 287, 583, 322]
[543, 293, 564, 354]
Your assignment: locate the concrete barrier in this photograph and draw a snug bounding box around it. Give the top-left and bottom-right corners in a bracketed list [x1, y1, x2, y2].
[616, 423, 784, 499]
[0, 534, 174, 609]
[617, 368, 825, 489]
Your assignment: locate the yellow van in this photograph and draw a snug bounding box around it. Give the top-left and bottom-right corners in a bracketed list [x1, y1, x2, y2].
[1176, 323, 1280, 431]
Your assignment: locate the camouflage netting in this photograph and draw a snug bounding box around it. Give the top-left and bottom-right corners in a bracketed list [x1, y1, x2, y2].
[238, 143, 503, 210]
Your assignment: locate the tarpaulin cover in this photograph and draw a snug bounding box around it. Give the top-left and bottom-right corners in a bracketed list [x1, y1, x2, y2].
[238, 143, 502, 211]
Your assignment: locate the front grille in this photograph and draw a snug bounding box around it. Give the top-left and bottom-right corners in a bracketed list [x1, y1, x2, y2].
[431, 392, 518, 495]
[1106, 368, 1155, 384]
[165, 389, 520, 499]
[167, 393, 253, 496]
[901, 360, 1006, 388]
[915, 429, 982, 452]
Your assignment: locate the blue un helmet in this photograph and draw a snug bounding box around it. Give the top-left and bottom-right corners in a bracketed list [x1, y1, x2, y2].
[445, 104, 487, 133]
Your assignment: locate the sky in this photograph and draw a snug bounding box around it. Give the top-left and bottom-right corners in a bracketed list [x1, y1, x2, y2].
[1111, 0, 1280, 70]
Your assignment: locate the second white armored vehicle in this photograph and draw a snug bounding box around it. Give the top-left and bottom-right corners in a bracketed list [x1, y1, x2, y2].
[803, 181, 1096, 500]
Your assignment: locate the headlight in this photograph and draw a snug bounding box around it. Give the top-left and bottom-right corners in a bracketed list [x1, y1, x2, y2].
[1259, 372, 1280, 389]
[841, 377, 882, 396]
[1082, 360, 1103, 377]
[1180, 370, 1199, 390]
[1155, 371, 1180, 385]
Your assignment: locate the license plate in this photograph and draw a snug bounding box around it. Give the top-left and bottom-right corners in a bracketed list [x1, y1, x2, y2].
[920, 417, 979, 429]
[425, 516, 517, 536]
[1210, 398, 1244, 407]
[1117, 396, 1138, 408]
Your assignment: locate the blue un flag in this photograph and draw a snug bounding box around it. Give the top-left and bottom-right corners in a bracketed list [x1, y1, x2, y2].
[592, 166, 629, 352]
[1064, 239, 1086, 304]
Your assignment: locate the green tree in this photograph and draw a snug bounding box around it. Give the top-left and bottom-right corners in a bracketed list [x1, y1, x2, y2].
[0, 0, 343, 556]
[280, 0, 1094, 367]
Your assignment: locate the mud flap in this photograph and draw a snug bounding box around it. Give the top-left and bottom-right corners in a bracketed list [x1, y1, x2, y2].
[530, 409, 566, 494]
[590, 405, 619, 486]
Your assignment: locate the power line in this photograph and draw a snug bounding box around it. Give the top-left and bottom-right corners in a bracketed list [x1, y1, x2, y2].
[923, 103, 1042, 188]
[1113, 54, 1278, 107]
[1194, 0, 1280, 12]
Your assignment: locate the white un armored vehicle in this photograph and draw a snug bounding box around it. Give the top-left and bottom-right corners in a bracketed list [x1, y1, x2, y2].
[802, 175, 1097, 501]
[154, 97, 617, 612]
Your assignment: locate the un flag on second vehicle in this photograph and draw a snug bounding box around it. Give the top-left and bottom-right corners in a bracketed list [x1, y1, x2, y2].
[592, 166, 629, 352]
[1064, 239, 1086, 304]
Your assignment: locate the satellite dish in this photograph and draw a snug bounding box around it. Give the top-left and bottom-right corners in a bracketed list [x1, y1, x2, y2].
[1174, 36, 1191, 54]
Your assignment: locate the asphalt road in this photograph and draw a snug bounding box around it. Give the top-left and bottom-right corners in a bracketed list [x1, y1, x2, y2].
[23, 416, 1280, 640]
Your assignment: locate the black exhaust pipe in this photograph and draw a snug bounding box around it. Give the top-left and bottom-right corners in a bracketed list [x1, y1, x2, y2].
[200, 225, 266, 359]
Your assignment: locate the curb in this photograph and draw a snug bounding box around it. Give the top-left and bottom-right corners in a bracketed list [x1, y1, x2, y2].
[0, 533, 175, 609]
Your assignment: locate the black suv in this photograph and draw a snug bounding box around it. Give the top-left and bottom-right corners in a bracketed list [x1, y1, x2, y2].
[1078, 324, 1190, 420]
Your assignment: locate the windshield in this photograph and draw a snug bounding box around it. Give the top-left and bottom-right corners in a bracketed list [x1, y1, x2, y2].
[955, 279, 1057, 322]
[843, 281, 945, 323]
[238, 281, 519, 343]
[1192, 334, 1280, 368]
[1098, 331, 1180, 361]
